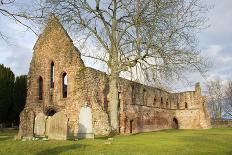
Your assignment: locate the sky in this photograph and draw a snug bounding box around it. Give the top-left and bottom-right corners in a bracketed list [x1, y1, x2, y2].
[0, 0, 232, 91]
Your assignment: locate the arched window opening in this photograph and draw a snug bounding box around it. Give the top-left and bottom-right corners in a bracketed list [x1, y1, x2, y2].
[62, 72, 68, 98]
[118, 92, 121, 110]
[153, 96, 157, 107]
[185, 102, 188, 109]
[50, 62, 54, 88]
[38, 76, 43, 100]
[161, 97, 163, 108]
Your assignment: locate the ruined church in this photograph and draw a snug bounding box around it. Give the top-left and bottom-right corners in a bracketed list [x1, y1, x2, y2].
[18, 16, 211, 140]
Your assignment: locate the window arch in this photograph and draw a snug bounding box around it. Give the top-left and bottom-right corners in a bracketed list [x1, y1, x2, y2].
[50, 61, 54, 88]
[38, 76, 43, 100]
[62, 72, 68, 98]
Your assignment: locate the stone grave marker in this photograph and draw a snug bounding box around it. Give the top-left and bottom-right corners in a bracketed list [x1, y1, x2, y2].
[18, 108, 35, 138]
[34, 113, 47, 137]
[47, 112, 68, 140]
[78, 104, 94, 138]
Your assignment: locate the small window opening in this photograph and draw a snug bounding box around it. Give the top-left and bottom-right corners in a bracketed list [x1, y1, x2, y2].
[38, 76, 43, 100]
[185, 102, 188, 109]
[118, 92, 121, 110]
[62, 72, 68, 98]
[50, 62, 54, 88]
[153, 96, 157, 107]
[161, 97, 163, 108]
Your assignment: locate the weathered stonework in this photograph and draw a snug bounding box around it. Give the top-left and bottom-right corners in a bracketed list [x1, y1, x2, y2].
[34, 112, 47, 136]
[47, 112, 68, 140]
[18, 16, 211, 139]
[18, 108, 35, 138]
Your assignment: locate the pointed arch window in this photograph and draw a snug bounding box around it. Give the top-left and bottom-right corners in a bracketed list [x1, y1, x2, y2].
[62, 72, 68, 98]
[50, 62, 54, 88]
[38, 76, 43, 100]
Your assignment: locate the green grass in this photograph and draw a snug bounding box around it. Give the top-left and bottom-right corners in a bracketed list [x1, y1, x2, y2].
[0, 128, 231, 155]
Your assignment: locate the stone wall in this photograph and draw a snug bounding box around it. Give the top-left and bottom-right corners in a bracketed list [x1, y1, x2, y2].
[211, 119, 232, 127]
[19, 16, 211, 139]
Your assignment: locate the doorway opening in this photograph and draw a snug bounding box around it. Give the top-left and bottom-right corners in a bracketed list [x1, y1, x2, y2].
[130, 120, 133, 133]
[172, 117, 179, 129]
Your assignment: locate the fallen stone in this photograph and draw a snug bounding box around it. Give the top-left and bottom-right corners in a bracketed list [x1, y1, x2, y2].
[42, 137, 48, 141]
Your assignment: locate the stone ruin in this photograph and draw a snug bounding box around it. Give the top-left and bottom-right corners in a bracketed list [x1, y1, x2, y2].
[18, 15, 211, 140]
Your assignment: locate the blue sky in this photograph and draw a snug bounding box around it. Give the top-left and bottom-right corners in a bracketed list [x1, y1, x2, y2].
[0, 0, 231, 91]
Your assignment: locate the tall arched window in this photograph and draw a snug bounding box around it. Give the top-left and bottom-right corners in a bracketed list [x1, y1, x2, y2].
[161, 97, 163, 108]
[38, 76, 43, 100]
[62, 72, 68, 98]
[50, 62, 54, 88]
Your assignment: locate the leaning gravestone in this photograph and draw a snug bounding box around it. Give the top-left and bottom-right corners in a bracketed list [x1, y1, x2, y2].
[18, 108, 35, 138]
[47, 112, 68, 140]
[78, 105, 94, 138]
[34, 113, 47, 137]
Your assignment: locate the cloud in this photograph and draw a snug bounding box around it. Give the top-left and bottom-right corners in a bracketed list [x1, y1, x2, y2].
[0, 0, 231, 92]
[0, 16, 36, 76]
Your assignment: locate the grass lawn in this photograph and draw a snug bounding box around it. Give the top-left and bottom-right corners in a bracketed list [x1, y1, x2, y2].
[0, 128, 231, 155]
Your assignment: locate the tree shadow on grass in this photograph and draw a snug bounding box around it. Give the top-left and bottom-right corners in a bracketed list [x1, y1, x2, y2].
[95, 136, 109, 140]
[0, 136, 12, 141]
[35, 144, 87, 155]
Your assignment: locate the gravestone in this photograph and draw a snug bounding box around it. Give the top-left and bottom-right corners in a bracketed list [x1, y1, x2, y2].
[34, 113, 47, 137]
[47, 112, 68, 140]
[18, 108, 35, 138]
[45, 116, 51, 136]
[78, 105, 94, 138]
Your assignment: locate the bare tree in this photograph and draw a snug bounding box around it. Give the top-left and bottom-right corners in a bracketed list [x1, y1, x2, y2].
[206, 78, 224, 119]
[34, 0, 209, 134]
[224, 80, 232, 118]
[0, 0, 41, 40]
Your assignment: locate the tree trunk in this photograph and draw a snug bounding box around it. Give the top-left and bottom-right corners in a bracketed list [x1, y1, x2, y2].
[109, 71, 119, 134]
[108, 0, 119, 135]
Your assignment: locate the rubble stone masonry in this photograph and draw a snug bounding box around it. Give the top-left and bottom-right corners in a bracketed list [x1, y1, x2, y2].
[18, 16, 211, 138]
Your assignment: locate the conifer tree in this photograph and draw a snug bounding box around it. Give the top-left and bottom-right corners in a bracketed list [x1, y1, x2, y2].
[0, 64, 15, 123]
